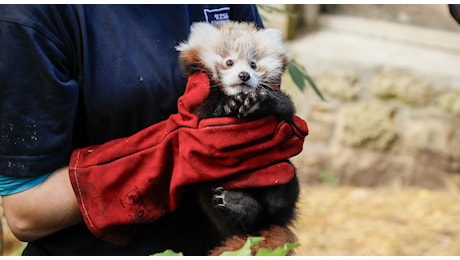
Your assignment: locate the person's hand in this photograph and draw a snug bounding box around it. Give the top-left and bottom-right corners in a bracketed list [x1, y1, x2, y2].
[69, 71, 308, 245]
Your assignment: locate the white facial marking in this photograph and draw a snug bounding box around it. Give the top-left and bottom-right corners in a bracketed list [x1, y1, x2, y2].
[220, 59, 260, 96]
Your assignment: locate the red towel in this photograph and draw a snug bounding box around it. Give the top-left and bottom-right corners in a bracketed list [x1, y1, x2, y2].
[69, 71, 308, 245]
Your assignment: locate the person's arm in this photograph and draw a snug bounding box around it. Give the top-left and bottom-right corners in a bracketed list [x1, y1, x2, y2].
[2, 167, 82, 241]
[0, 6, 82, 241]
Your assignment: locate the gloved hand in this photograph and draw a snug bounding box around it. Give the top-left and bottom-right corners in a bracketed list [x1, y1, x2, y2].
[69, 71, 308, 246]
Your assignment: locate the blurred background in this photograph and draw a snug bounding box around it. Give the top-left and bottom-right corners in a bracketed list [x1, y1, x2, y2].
[260, 4, 460, 256]
[2, 4, 460, 256]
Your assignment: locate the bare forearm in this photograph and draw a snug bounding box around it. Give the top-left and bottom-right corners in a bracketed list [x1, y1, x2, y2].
[2, 167, 82, 241]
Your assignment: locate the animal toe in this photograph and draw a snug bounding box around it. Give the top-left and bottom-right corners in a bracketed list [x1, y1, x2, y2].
[212, 187, 226, 209]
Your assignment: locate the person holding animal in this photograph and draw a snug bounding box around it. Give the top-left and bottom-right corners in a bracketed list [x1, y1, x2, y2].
[0, 4, 307, 256]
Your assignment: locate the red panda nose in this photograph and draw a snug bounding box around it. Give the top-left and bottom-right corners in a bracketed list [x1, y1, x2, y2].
[238, 71, 250, 82]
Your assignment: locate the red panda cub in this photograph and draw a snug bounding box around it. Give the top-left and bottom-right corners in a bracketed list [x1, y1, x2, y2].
[176, 21, 299, 255]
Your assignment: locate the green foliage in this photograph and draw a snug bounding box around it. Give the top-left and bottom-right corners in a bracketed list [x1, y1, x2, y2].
[257, 4, 325, 100]
[256, 4, 297, 22]
[255, 241, 300, 256]
[219, 236, 264, 256]
[151, 249, 184, 256]
[319, 170, 339, 187]
[289, 59, 326, 101]
[11, 248, 24, 256]
[150, 236, 300, 256]
[8, 243, 27, 256]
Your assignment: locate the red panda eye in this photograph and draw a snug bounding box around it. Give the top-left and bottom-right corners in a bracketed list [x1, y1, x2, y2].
[250, 61, 257, 69]
[226, 60, 233, 67]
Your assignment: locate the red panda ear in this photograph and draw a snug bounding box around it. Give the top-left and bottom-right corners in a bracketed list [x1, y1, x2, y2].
[176, 22, 221, 75]
[178, 48, 206, 75]
[176, 22, 220, 52]
[257, 28, 283, 48]
[257, 28, 289, 58]
[257, 27, 290, 72]
[189, 22, 220, 41]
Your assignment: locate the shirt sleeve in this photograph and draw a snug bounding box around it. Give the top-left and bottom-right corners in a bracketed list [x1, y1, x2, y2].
[229, 4, 264, 28]
[0, 6, 79, 178]
[0, 173, 52, 196]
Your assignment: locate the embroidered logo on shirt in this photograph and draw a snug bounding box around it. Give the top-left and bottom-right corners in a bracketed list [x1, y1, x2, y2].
[203, 7, 230, 25]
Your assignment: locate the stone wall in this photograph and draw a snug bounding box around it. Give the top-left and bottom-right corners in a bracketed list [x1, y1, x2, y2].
[275, 6, 460, 189]
[286, 66, 460, 189]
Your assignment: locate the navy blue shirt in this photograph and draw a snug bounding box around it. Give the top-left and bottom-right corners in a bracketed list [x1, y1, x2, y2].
[0, 4, 262, 178]
[0, 4, 263, 255]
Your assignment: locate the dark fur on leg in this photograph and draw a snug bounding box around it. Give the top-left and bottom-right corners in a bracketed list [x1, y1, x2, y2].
[197, 174, 299, 238]
[195, 79, 300, 253]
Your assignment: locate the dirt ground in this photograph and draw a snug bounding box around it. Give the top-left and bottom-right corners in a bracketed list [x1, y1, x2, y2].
[4, 184, 460, 256]
[293, 185, 460, 256]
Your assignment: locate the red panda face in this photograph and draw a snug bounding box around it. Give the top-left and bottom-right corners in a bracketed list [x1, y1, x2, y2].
[176, 21, 289, 96]
[218, 53, 260, 95]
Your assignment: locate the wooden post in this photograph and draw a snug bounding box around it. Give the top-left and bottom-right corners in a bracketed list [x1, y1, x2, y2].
[286, 4, 321, 40]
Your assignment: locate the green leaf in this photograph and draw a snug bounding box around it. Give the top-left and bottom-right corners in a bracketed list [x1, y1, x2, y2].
[219, 236, 265, 256]
[319, 170, 339, 187]
[256, 242, 300, 256]
[289, 59, 326, 101]
[257, 4, 297, 18]
[288, 62, 306, 91]
[305, 71, 326, 101]
[259, 13, 268, 22]
[151, 249, 184, 256]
